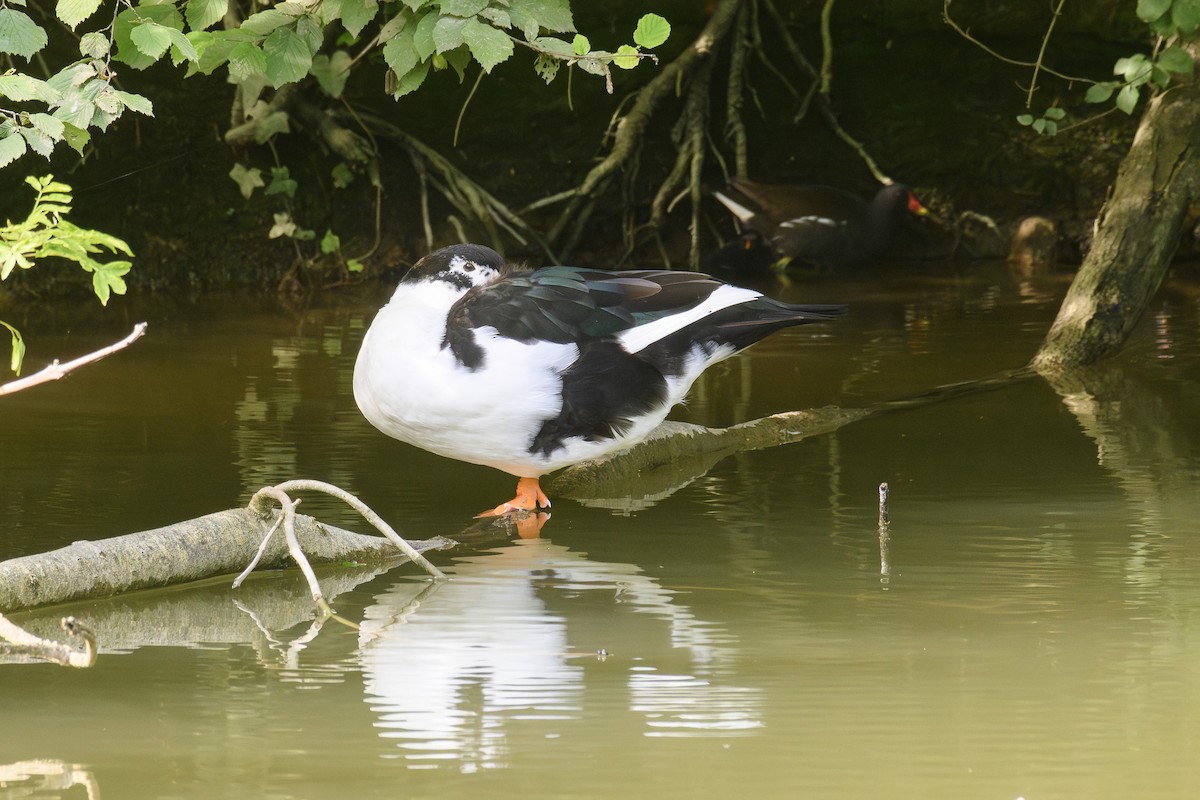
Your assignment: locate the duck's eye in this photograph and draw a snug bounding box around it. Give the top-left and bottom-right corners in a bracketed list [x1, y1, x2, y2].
[463, 263, 475, 272]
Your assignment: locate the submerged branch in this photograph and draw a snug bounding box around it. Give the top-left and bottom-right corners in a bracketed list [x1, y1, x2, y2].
[549, 367, 1034, 506]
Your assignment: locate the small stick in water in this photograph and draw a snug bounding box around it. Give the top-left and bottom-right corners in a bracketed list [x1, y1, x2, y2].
[878, 482, 891, 582]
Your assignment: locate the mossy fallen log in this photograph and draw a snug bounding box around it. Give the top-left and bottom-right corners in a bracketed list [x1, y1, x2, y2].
[0, 508, 454, 613]
[547, 407, 877, 506]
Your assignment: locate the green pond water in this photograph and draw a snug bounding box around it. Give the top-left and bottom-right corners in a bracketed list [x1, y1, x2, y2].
[2, 259, 1199, 799]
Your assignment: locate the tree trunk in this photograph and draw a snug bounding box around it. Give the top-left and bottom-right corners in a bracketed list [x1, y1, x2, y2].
[1033, 39, 1200, 370]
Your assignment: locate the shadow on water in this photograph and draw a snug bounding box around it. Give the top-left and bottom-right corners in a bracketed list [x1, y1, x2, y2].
[2, 260, 1200, 798]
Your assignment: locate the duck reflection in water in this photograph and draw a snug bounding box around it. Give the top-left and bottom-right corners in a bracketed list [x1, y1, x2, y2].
[359, 539, 763, 770]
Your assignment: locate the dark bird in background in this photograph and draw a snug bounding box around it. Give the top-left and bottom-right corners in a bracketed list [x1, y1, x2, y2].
[700, 230, 777, 285]
[354, 244, 845, 517]
[713, 178, 929, 269]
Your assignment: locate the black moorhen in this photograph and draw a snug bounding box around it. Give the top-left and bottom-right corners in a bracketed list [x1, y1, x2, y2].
[701, 230, 777, 284]
[713, 177, 929, 269]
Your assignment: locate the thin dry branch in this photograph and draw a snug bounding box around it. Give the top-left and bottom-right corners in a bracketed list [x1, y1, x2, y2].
[240, 479, 446, 613]
[0, 322, 147, 397]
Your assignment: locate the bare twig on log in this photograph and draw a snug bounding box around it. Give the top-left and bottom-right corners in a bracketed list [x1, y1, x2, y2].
[0, 323, 147, 397]
[240, 479, 446, 614]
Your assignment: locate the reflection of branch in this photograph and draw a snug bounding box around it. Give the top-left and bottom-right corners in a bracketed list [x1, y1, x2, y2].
[0, 614, 96, 667]
[0, 322, 147, 396]
[0, 760, 100, 799]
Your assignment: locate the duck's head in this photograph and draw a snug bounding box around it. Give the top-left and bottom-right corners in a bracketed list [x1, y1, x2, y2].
[403, 244, 505, 292]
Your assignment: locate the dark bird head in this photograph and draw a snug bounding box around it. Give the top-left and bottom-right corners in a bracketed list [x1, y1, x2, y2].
[403, 244, 506, 291]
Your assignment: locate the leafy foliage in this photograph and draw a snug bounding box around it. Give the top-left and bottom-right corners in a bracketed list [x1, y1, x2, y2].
[1, 175, 134, 374]
[1, 1, 671, 167]
[990, 0, 1198, 136]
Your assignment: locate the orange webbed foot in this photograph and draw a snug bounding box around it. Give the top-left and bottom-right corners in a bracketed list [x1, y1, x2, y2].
[475, 477, 552, 518]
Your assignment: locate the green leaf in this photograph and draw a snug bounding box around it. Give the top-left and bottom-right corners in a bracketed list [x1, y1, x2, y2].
[114, 90, 154, 116]
[46, 62, 95, 95]
[633, 13, 670, 48]
[28, 113, 65, 140]
[241, 9, 294, 36]
[0, 8, 49, 59]
[533, 35, 574, 58]
[1016, 114, 1034, 126]
[1173, 0, 1200, 33]
[433, 15, 468, 52]
[263, 27, 313, 87]
[508, 0, 574, 39]
[0, 131, 27, 168]
[1084, 82, 1115, 103]
[1116, 83, 1140, 114]
[5, 322, 26, 375]
[311, 50, 353, 97]
[20, 126, 55, 157]
[341, 0, 379, 38]
[572, 33, 589, 55]
[533, 52, 560, 83]
[1136, 0, 1172, 22]
[463, 17, 514, 72]
[114, 5, 184, 68]
[79, 31, 110, 58]
[442, 0, 488, 15]
[320, 229, 341, 254]
[376, 11, 407, 45]
[391, 59, 429, 97]
[346, 258, 364, 273]
[90, 260, 132, 305]
[1114, 54, 1151, 84]
[613, 44, 639, 70]
[59, 121, 88, 155]
[229, 41, 269, 83]
[131, 22, 174, 60]
[1042, 106, 1066, 121]
[252, 110, 290, 143]
[57, 0, 103, 30]
[413, 11, 438, 58]
[167, 28, 200, 63]
[442, 46, 471, 81]
[331, 162, 355, 188]
[1157, 45, 1195, 75]
[265, 166, 298, 198]
[0, 73, 62, 103]
[229, 162, 265, 199]
[480, 8, 511, 29]
[186, 0, 228, 31]
[383, 29, 420, 81]
[269, 212, 297, 239]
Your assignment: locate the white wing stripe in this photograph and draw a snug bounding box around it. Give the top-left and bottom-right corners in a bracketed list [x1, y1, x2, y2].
[616, 284, 760, 354]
